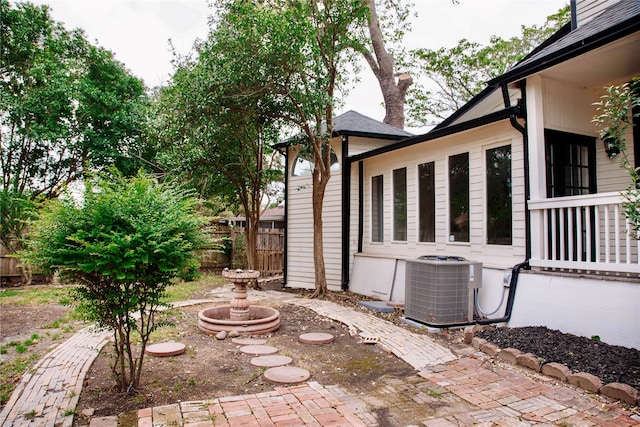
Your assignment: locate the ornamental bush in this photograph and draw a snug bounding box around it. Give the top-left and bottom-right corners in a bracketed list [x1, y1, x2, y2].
[21, 170, 207, 391]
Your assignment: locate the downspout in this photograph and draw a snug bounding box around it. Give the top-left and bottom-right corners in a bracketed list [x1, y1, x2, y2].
[473, 84, 531, 325]
[358, 161, 364, 253]
[281, 145, 289, 287]
[502, 81, 531, 259]
[341, 135, 350, 291]
[472, 80, 532, 325]
[475, 260, 529, 325]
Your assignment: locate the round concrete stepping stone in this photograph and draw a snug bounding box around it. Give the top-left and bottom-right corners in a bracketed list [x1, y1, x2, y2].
[299, 332, 335, 344]
[239, 344, 278, 355]
[263, 366, 310, 384]
[250, 355, 293, 368]
[232, 337, 267, 346]
[145, 342, 186, 357]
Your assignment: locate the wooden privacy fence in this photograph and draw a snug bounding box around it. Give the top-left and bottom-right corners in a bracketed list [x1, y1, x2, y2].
[1, 226, 284, 285]
[0, 242, 21, 284]
[199, 225, 284, 277]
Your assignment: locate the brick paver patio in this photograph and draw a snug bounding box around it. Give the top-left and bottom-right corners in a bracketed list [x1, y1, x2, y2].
[1, 287, 638, 426]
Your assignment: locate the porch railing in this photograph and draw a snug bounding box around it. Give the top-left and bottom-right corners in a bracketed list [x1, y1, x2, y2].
[528, 192, 640, 274]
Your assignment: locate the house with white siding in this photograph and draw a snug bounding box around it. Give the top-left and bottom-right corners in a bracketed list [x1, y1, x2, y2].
[276, 110, 413, 289]
[279, 0, 640, 349]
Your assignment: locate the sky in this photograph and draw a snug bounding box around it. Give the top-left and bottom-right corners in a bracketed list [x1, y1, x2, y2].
[29, 0, 567, 133]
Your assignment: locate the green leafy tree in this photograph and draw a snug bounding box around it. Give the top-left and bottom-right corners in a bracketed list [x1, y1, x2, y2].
[204, 0, 368, 297]
[149, 39, 284, 272]
[593, 78, 640, 237]
[405, 5, 570, 127]
[21, 171, 206, 391]
[1, 1, 148, 281]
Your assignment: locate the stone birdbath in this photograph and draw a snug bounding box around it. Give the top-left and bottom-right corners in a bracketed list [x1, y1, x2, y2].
[197, 268, 281, 335]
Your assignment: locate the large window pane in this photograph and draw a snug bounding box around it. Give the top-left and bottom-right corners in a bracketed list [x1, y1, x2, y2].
[371, 175, 383, 242]
[418, 162, 435, 242]
[393, 168, 407, 241]
[486, 145, 512, 245]
[449, 153, 469, 242]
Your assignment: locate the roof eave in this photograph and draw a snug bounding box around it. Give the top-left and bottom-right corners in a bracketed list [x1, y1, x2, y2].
[488, 16, 640, 86]
[348, 106, 521, 163]
[332, 129, 411, 140]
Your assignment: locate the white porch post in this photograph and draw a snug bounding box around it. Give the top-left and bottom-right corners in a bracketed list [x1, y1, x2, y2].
[526, 75, 546, 262]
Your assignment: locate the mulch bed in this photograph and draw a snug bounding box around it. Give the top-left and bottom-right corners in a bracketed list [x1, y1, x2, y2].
[476, 326, 640, 392]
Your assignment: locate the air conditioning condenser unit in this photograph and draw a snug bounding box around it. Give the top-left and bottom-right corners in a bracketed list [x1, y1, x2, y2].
[404, 256, 482, 326]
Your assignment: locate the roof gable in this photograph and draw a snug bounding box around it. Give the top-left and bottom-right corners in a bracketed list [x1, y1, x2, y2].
[333, 110, 413, 139]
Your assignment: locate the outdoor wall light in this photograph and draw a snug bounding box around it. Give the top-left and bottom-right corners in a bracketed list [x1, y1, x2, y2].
[602, 133, 620, 159]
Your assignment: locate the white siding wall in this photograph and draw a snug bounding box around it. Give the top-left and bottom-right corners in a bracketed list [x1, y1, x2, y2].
[542, 77, 631, 194]
[286, 135, 404, 290]
[360, 121, 526, 269]
[349, 136, 395, 156]
[576, 0, 619, 27]
[287, 141, 343, 290]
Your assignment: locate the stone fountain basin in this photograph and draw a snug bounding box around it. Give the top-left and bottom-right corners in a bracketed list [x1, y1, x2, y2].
[197, 306, 281, 335]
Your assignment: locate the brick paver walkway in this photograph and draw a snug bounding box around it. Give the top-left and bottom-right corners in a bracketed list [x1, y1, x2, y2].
[420, 357, 640, 426]
[1, 286, 639, 426]
[138, 382, 367, 427]
[0, 327, 111, 427]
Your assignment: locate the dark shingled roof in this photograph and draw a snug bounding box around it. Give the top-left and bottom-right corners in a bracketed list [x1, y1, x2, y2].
[491, 0, 640, 85]
[333, 110, 413, 139]
[274, 110, 413, 148]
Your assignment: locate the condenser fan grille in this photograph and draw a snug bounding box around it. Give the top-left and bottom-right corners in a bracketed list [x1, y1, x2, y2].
[404, 256, 482, 326]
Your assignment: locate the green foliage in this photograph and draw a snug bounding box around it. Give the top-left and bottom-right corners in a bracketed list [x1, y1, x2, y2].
[405, 5, 570, 126]
[0, 286, 74, 305]
[0, 191, 39, 252]
[593, 78, 640, 237]
[204, 0, 368, 295]
[0, 1, 149, 274]
[231, 233, 247, 270]
[21, 170, 207, 391]
[149, 1, 290, 270]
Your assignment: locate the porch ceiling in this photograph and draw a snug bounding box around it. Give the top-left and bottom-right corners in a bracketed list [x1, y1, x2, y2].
[535, 33, 640, 87]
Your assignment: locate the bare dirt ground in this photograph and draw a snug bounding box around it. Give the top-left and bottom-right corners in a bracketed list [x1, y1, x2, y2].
[1, 279, 639, 427]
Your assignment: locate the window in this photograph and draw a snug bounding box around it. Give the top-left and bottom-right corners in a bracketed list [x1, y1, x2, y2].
[292, 148, 340, 176]
[449, 153, 469, 242]
[418, 162, 435, 242]
[486, 145, 512, 245]
[371, 175, 384, 242]
[545, 129, 596, 197]
[393, 168, 407, 241]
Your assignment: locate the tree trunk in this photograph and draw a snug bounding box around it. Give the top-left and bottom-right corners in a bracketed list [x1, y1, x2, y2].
[245, 208, 261, 289]
[245, 211, 259, 271]
[311, 167, 329, 298]
[365, 0, 413, 129]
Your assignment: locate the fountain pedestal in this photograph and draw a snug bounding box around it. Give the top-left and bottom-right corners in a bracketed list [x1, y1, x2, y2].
[226, 269, 258, 321]
[197, 268, 281, 335]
